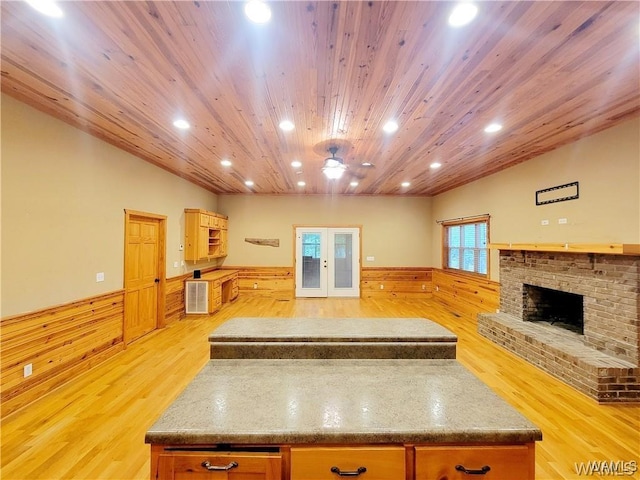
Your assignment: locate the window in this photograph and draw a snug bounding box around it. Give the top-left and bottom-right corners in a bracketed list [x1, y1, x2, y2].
[442, 216, 489, 276]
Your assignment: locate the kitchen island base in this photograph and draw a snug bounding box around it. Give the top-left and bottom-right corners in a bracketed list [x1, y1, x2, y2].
[150, 442, 536, 480]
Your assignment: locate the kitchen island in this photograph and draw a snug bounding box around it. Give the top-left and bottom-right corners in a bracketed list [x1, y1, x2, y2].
[146, 358, 541, 479]
[209, 317, 458, 359]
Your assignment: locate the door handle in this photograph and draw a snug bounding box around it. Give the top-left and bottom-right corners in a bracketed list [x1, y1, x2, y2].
[154, 278, 160, 283]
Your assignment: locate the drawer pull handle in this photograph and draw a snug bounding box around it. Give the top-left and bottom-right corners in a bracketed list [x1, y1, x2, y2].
[455, 465, 491, 475]
[330, 466, 367, 477]
[201, 461, 238, 471]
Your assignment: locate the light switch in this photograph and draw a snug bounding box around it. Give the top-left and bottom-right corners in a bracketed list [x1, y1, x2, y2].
[558, 218, 568, 224]
[366, 256, 375, 262]
[96, 272, 105, 282]
[173, 261, 179, 268]
[541, 219, 549, 226]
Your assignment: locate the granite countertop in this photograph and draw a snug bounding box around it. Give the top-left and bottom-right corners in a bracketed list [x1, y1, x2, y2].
[145, 359, 541, 445]
[208, 317, 457, 343]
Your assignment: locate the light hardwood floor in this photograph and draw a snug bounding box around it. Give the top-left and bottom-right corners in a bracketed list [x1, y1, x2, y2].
[1, 296, 638, 480]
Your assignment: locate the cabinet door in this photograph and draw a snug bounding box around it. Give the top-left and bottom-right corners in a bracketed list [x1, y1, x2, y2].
[415, 445, 534, 480]
[291, 447, 405, 480]
[198, 227, 209, 259]
[156, 452, 281, 480]
[220, 229, 228, 256]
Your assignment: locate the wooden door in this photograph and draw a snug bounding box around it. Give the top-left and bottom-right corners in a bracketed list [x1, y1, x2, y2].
[124, 211, 166, 344]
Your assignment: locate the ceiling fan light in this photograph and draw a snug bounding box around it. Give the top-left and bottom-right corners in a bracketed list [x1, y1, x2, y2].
[244, 0, 271, 23]
[322, 163, 346, 179]
[449, 3, 478, 27]
[25, 0, 64, 18]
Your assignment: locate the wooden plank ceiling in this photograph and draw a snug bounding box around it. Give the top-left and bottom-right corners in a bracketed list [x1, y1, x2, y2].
[1, 1, 639, 196]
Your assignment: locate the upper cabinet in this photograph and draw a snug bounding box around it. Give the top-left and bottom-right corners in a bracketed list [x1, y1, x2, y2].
[184, 209, 228, 262]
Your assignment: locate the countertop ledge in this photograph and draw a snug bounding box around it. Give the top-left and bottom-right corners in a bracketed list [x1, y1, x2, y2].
[146, 359, 541, 445]
[208, 317, 458, 343]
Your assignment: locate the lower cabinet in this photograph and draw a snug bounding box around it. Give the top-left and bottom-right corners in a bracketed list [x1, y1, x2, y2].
[291, 446, 405, 480]
[152, 450, 282, 480]
[150, 444, 535, 480]
[415, 445, 535, 480]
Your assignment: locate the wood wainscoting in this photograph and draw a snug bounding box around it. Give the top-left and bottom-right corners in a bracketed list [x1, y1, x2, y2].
[0, 291, 125, 418]
[361, 267, 433, 298]
[432, 269, 500, 320]
[165, 274, 188, 324]
[232, 266, 295, 298]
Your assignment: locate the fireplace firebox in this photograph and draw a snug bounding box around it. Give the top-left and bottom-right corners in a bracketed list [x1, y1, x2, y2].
[523, 284, 584, 335]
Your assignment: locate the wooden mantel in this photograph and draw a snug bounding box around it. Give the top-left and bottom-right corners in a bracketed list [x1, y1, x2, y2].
[489, 243, 640, 256]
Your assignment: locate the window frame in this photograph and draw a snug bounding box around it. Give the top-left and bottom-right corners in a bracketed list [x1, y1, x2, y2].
[441, 215, 490, 277]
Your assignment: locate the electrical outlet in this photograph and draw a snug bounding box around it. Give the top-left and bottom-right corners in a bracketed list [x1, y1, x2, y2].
[558, 218, 568, 224]
[24, 363, 33, 377]
[179, 244, 184, 251]
[181, 261, 185, 266]
[173, 261, 179, 268]
[541, 219, 549, 226]
[253, 283, 258, 289]
[421, 284, 426, 290]
[435, 286, 439, 292]
[366, 256, 375, 262]
[379, 284, 384, 290]
[96, 272, 105, 282]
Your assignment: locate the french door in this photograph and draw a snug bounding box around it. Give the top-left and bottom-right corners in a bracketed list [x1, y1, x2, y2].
[295, 227, 360, 298]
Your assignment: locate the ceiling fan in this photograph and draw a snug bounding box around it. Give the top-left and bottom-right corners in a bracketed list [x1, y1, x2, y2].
[317, 141, 373, 181]
[321, 146, 348, 180]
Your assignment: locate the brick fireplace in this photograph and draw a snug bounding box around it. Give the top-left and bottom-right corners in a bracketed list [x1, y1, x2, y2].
[478, 249, 639, 402]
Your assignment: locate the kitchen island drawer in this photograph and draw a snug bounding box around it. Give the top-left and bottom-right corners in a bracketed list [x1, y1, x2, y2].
[415, 444, 534, 480]
[154, 450, 282, 480]
[291, 446, 405, 480]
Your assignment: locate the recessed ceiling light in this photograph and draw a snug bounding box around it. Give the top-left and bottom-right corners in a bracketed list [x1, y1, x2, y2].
[350, 181, 359, 187]
[484, 123, 503, 133]
[383, 120, 399, 134]
[291, 160, 302, 168]
[173, 119, 190, 130]
[244, 0, 271, 23]
[221, 159, 232, 167]
[448, 3, 478, 27]
[245, 180, 254, 187]
[361, 162, 374, 167]
[25, 0, 63, 18]
[297, 181, 306, 187]
[279, 120, 294, 132]
[401, 182, 411, 188]
[430, 162, 442, 169]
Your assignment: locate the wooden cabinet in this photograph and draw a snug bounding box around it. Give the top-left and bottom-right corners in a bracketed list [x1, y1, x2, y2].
[151, 443, 535, 480]
[185, 209, 228, 263]
[184, 270, 239, 315]
[291, 447, 405, 480]
[415, 444, 535, 480]
[151, 448, 281, 480]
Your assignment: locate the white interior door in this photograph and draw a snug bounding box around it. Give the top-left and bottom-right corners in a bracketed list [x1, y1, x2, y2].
[295, 227, 360, 298]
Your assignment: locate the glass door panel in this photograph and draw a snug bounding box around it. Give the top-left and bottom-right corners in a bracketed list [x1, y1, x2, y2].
[328, 228, 359, 297]
[295, 228, 328, 297]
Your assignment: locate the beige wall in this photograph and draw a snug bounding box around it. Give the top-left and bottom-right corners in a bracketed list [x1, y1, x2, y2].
[431, 117, 640, 281]
[1, 95, 218, 317]
[217, 195, 433, 267]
